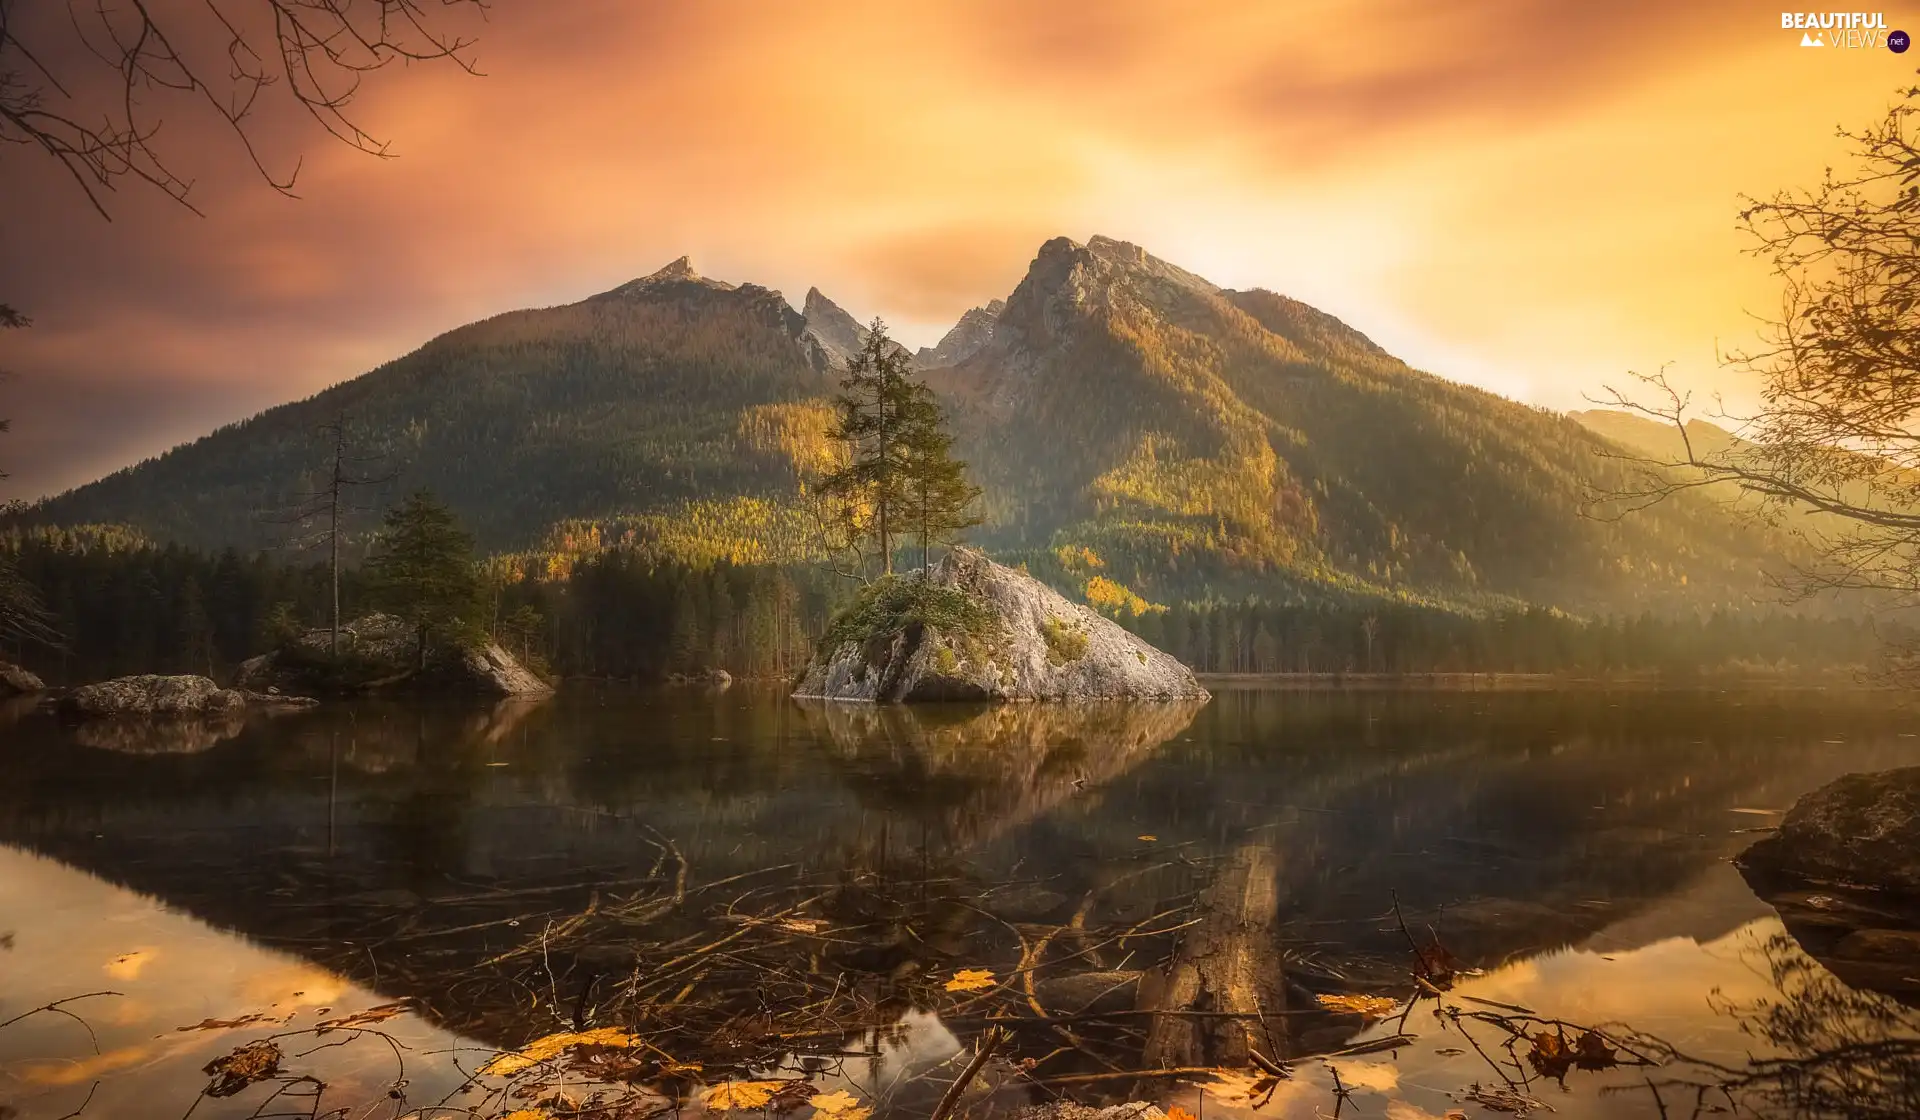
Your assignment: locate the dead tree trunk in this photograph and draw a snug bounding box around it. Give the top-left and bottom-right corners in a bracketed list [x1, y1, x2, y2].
[1137, 842, 1287, 1069]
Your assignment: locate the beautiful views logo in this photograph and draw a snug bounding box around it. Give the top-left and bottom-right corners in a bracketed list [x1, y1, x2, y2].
[1781, 11, 1901, 48]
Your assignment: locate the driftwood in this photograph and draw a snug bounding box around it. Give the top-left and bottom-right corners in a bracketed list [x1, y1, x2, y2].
[1136, 842, 1287, 1069]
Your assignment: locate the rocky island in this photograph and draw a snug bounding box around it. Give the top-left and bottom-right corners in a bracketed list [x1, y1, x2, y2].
[792, 549, 1208, 703]
[236, 612, 552, 698]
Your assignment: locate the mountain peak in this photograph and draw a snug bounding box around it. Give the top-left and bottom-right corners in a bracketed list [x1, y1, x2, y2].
[651, 255, 698, 282]
[800, 287, 868, 367]
[601, 256, 737, 299]
[919, 300, 1005, 368]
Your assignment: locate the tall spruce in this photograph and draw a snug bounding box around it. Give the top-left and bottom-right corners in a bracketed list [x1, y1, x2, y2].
[821, 320, 923, 576]
[367, 491, 482, 669]
[819, 319, 980, 577]
[901, 398, 982, 571]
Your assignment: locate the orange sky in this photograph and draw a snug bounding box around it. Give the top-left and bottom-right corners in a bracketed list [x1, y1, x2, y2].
[2, 0, 1914, 500]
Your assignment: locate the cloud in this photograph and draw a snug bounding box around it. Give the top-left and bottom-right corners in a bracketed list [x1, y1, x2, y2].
[0, 0, 1903, 499]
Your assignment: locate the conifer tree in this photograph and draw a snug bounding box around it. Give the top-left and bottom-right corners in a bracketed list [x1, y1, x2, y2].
[820, 319, 980, 576]
[367, 491, 482, 669]
[901, 397, 982, 571]
[821, 321, 922, 575]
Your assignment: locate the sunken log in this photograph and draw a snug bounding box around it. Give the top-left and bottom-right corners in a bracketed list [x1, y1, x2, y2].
[1136, 842, 1287, 1069]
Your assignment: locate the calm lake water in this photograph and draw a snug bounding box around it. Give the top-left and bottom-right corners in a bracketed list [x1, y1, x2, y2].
[2, 686, 1919, 1119]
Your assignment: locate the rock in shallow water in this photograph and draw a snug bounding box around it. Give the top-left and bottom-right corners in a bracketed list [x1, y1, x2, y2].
[0, 660, 44, 695]
[1739, 766, 1920, 895]
[62, 674, 248, 718]
[792, 549, 1207, 703]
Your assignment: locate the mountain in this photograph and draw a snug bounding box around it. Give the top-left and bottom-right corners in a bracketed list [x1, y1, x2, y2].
[917, 299, 1004, 368]
[1568, 409, 1748, 463]
[12, 236, 1802, 611]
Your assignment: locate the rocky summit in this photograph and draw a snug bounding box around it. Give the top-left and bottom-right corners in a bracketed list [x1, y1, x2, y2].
[792, 549, 1208, 703]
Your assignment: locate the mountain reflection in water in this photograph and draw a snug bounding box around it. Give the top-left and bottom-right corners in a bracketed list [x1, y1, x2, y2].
[2, 686, 1918, 1118]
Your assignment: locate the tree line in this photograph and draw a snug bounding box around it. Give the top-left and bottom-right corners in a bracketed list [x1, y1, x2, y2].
[3, 520, 1889, 685]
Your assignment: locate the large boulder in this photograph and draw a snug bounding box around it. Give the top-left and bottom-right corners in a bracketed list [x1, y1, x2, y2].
[62, 675, 248, 718]
[1739, 767, 1920, 895]
[0, 661, 44, 695]
[792, 549, 1208, 703]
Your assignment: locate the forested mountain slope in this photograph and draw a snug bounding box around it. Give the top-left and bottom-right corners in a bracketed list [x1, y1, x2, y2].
[15, 237, 1802, 611]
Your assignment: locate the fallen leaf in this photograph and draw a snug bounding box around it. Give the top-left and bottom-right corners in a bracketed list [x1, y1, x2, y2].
[500, 1112, 551, 1120]
[1137, 835, 1159, 842]
[1573, 1029, 1619, 1071]
[809, 1089, 871, 1120]
[701, 1080, 798, 1111]
[1315, 993, 1400, 1018]
[1526, 1031, 1575, 1080]
[1166, 1108, 1198, 1120]
[203, 1040, 282, 1097]
[479, 1027, 640, 1077]
[315, 1001, 409, 1033]
[944, 968, 996, 992]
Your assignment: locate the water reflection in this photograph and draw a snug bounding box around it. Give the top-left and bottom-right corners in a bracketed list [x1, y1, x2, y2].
[1, 687, 1918, 1119]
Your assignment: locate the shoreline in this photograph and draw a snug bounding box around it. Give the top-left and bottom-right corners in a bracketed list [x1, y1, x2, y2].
[1194, 670, 1885, 691]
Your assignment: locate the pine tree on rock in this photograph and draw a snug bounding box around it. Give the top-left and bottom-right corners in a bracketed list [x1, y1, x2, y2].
[821, 319, 980, 576]
[821, 320, 923, 576]
[901, 398, 982, 572]
[368, 491, 483, 669]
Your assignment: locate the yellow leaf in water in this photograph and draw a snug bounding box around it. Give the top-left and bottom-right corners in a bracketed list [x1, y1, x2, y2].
[1315, 993, 1400, 1018]
[500, 1112, 552, 1120]
[809, 1089, 871, 1120]
[479, 1027, 640, 1077]
[701, 1080, 793, 1111]
[1137, 835, 1158, 842]
[944, 968, 996, 992]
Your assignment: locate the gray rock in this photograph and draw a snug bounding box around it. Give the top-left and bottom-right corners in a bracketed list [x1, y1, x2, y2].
[792, 549, 1207, 703]
[1740, 767, 1920, 895]
[457, 642, 554, 697]
[63, 675, 248, 718]
[239, 613, 552, 698]
[0, 661, 44, 695]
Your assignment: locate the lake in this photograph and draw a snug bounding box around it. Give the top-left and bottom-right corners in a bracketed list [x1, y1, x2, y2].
[2, 685, 1918, 1120]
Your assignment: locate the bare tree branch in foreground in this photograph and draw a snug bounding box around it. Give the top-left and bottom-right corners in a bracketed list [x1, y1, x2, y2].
[1590, 77, 1920, 620]
[1, 0, 491, 219]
